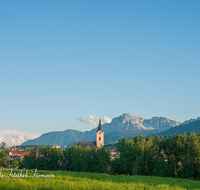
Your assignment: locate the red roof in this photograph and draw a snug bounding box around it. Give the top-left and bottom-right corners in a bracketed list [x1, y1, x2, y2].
[9, 149, 21, 155]
[9, 149, 21, 156]
[8, 149, 30, 158]
[21, 152, 30, 157]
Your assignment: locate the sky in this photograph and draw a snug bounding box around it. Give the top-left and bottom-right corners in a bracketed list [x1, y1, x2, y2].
[0, 1, 200, 144]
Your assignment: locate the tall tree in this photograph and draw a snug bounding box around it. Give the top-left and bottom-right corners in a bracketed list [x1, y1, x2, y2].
[182, 132, 200, 179]
[97, 146, 111, 173]
[0, 142, 10, 167]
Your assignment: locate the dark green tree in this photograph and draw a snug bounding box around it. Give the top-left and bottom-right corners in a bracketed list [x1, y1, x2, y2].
[182, 132, 200, 179]
[97, 146, 111, 173]
[11, 158, 19, 166]
[168, 154, 177, 178]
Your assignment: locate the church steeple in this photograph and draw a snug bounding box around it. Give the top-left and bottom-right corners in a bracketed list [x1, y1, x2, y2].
[97, 116, 103, 131]
[96, 116, 104, 147]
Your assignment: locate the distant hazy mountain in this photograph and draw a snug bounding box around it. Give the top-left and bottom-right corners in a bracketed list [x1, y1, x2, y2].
[22, 129, 164, 146]
[22, 113, 180, 146]
[181, 116, 200, 125]
[155, 120, 200, 137]
[22, 129, 88, 146]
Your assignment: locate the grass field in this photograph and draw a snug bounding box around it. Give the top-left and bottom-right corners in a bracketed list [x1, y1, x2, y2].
[0, 169, 200, 190]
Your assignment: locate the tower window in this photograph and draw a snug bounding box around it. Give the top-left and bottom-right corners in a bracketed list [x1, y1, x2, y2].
[99, 137, 101, 140]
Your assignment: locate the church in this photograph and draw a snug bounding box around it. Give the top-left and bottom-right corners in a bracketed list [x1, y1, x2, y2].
[75, 117, 104, 148]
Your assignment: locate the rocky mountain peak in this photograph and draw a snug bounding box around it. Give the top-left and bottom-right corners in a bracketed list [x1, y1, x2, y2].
[22, 113, 185, 146]
[143, 117, 180, 130]
[109, 114, 180, 131]
[181, 116, 200, 125]
[112, 113, 144, 125]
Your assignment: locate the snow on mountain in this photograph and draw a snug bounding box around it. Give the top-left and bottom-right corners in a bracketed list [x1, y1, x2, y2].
[181, 116, 200, 125]
[100, 113, 181, 134]
[23, 113, 180, 146]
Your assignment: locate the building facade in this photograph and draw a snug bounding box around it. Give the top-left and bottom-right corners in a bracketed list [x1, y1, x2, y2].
[96, 117, 104, 147]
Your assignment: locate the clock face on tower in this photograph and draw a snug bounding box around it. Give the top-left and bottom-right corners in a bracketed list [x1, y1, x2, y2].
[99, 132, 101, 134]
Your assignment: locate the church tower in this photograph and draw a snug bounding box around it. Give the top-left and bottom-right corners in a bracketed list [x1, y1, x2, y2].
[96, 117, 104, 148]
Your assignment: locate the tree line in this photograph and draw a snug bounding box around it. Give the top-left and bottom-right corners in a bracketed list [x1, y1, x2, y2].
[20, 145, 111, 173]
[112, 131, 200, 179]
[2, 131, 200, 180]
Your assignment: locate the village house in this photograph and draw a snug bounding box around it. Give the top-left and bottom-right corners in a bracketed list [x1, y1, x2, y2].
[8, 148, 30, 161]
[109, 150, 120, 160]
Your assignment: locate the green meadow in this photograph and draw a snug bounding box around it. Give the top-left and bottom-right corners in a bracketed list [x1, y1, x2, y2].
[0, 169, 200, 190]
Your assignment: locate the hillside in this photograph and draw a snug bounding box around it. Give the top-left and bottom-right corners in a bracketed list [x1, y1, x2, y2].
[22, 129, 87, 146]
[104, 129, 164, 144]
[181, 116, 200, 125]
[22, 129, 164, 146]
[22, 113, 180, 146]
[155, 120, 200, 136]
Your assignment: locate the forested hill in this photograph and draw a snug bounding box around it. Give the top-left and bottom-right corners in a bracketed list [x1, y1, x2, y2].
[155, 120, 200, 136]
[104, 129, 163, 144]
[22, 129, 164, 146]
[22, 129, 89, 146]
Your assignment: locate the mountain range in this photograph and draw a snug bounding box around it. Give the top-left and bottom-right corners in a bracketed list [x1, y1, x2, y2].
[155, 119, 200, 137]
[22, 113, 181, 146]
[181, 116, 200, 125]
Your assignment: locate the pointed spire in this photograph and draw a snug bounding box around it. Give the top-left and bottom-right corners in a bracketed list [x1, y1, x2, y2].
[97, 116, 103, 131]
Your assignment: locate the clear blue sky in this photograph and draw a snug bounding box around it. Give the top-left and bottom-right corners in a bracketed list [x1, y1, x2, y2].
[0, 0, 200, 133]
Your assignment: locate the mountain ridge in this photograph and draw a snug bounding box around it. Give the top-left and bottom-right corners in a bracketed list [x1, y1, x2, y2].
[181, 116, 200, 125]
[155, 119, 200, 137]
[22, 113, 180, 146]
